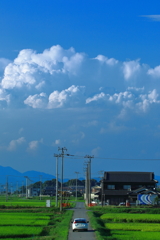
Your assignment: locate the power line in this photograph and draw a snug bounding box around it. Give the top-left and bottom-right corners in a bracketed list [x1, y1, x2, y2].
[64, 156, 160, 161]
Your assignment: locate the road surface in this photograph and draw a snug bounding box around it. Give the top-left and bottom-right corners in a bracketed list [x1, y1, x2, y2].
[68, 202, 96, 240]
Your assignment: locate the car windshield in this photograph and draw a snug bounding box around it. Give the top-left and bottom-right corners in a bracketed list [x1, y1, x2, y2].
[74, 219, 86, 223]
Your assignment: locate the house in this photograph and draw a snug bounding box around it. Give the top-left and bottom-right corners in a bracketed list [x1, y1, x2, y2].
[128, 186, 160, 204]
[99, 171, 158, 205]
[42, 187, 56, 196]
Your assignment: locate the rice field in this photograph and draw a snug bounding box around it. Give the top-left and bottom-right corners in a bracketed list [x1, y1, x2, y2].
[88, 206, 160, 240]
[0, 197, 73, 239]
[101, 212, 160, 223]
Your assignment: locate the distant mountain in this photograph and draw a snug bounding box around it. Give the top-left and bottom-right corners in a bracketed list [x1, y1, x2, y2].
[0, 166, 78, 186]
[0, 166, 55, 185]
[21, 170, 55, 181]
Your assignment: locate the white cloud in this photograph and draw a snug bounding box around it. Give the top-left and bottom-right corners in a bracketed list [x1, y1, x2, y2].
[86, 88, 160, 114]
[122, 60, 140, 80]
[95, 55, 118, 66]
[137, 89, 160, 112]
[127, 87, 144, 92]
[35, 81, 45, 90]
[108, 91, 133, 104]
[1, 45, 84, 90]
[141, 15, 160, 21]
[28, 141, 38, 150]
[147, 66, 160, 78]
[24, 85, 85, 109]
[0, 45, 160, 116]
[55, 139, 60, 145]
[0, 88, 10, 103]
[86, 92, 105, 104]
[24, 92, 47, 109]
[91, 147, 101, 156]
[7, 137, 25, 151]
[28, 138, 43, 151]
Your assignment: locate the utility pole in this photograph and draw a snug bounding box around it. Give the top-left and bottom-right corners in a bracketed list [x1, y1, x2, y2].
[54, 154, 60, 207]
[83, 162, 88, 205]
[17, 181, 19, 197]
[99, 171, 104, 206]
[6, 175, 8, 202]
[22, 181, 24, 196]
[75, 171, 80, 201]
[39, 175, 42, 200]
[58, 147, 67, 211]
[24, 176, 28, 198]
[84, 155, 94, 205]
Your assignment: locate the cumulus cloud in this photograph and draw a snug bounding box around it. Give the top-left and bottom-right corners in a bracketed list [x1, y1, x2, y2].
[86, 88, 160, 113]
[24, 92, 47, 108]
[7, 137, 25, 151]
[137, 89, 160, 112]
[122, 60, 140, 80]
[0, 88, 10, 104]
[1, 45, 84, 90]
[1, 44, 160, 116]
[28, 138, 43, 151]
[24, 85, 85, 109]
[95, 55, 118, 66]
[86, 92, 105, 104]
[148, 66, 160, 78]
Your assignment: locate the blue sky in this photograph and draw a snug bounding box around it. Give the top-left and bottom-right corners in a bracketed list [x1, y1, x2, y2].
[0, 0, 160, 179]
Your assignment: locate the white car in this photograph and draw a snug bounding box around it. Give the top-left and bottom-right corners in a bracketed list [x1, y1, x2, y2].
[71, 218, 89, 232]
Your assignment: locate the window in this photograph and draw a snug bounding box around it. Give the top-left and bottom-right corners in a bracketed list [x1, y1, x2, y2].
[107, 185, 115, 189]
[123, 185, 131, 190]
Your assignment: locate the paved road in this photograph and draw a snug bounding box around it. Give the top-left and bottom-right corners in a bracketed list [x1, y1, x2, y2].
[68, 202, 96, 240]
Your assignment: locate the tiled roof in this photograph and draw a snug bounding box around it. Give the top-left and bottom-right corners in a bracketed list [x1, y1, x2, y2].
[104, 171, 156, 183]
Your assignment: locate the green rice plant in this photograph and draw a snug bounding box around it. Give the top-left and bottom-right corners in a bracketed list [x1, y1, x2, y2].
[101, 213, 160, 223]
[0, 201, 50, 207]
[0, 219, 49, 226]
[0, 226, 43, 237]
[106, 222, 160, 232]
[87, 206, 160, 214]
[110, 230, 160, 240]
